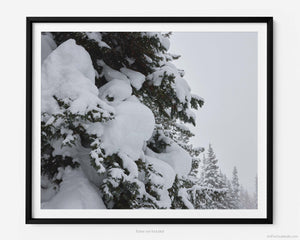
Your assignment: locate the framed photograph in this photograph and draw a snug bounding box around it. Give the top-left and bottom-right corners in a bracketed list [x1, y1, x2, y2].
[26, 17, 273, 224]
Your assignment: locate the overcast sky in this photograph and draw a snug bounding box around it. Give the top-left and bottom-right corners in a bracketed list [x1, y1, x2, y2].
[169, 32, 258, 193]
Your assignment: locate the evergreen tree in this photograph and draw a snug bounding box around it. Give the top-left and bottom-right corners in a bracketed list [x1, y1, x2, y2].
[231, 166, 240, 209]
[191, 144, 227, 209]
[41, 32, 204, 209]
[202, 144, 223, 188]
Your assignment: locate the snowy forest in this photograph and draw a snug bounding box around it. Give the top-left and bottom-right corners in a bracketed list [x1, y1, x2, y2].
[41, 32, 257, 209]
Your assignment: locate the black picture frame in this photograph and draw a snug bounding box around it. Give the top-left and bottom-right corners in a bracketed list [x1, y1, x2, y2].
[26, 16, 273, 224]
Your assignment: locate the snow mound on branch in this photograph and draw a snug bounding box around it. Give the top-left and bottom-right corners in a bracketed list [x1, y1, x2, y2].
[98, 60, 146, 90]
[147, 62, 191, 103]
[42, 39, 114, 116]
[178, 188, 194, 209]
[41, 33, 57, 63]
[118, 152, 139, 178]
[185, 109, 196, 122]
[143, 32, 170, 51]
[98, 60, 129, 82]
[42, 167, 106, 209]
[99, 61, 146, 90]
[85, 32, 111, 49]
[120, 67, 146, 90]
[126, 57, 135, 65]
[98, 79, 132, 104]
[144, 155, 175, 208]
[51, 137, 74, 158]
[145, 155, 175, 189]
[191, 93, 205, 103]
[101, 100, 155, 160]
[146, 142, 192, 177]
[175, 76, 191, 103]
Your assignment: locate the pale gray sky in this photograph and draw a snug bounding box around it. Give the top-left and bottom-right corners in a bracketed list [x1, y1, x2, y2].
[170, 32, 257, 193]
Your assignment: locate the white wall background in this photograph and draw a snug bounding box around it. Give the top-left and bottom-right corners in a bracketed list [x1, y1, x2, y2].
[0, 0, 299, 239]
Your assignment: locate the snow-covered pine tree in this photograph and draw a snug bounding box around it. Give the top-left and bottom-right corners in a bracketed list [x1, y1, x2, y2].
[186, 144, 227, 209]
[41, 32, 204, 209]
[231, 166, 240, 209]
[201, 145, 221, 188]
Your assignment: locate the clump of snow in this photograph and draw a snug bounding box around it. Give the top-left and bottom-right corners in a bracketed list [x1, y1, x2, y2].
[75, 146, 105, 186]
[144, 155, 175, 208]
[85, 32, 111, 49]
[126, 57, 135, 65]
[147, 62, 191, 103]
[146, 141, 192, 177]
[42, 167, 106, 209]
[41, 33, 57, 64]
[175, 75, 191, 103]
[118, 152, 139, 178]
[178, 188, 194, 209]
[120, 67, 146, 90]
[85, 122, 104, 138]
[160, 35, 170, 51]
[42, 39, 114, 117]
[185, 109, 196, 122]
[147, 69, 165, 87]
[174, 122, 190, 132]
[98, 79, 132, 105]
[128, 155, 176, 208]
[191, 93, 205, 103]
[101, 100, 155, 160]
[145, 156, 175, 189]
[52, 138, 74, 158]
[98, 60, 129, 82]
[62, 130, 75, 146]
[98, 61, 146, 90]
[143, 32, 170, 51]
[144, 54, 153, 63]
